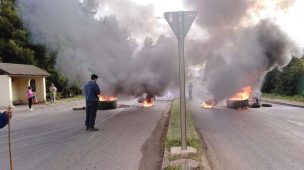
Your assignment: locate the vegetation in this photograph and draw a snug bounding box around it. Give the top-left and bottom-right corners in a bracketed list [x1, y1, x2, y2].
[262, 93, 304, 103]
[262, 58, 304, 98]
[0, 0, 81, 98]
[165, 99, 203, 161]
[164, 166, 181, 170]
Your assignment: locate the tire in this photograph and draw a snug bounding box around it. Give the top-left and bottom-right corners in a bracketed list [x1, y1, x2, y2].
[261, 103, 272, 107]
[98, 100, 117, 110]
[227, 99, 249, 109]
[250, 102, 261, 108]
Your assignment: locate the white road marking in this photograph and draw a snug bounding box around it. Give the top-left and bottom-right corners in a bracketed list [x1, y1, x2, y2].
[287, 120, 304, 127]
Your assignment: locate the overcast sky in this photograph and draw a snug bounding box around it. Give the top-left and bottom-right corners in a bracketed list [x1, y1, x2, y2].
[121, 0, 304, 47]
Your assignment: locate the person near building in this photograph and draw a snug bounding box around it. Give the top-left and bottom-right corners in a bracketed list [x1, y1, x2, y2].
[49, 83, 57, 103]
[26, 86, 34, 111]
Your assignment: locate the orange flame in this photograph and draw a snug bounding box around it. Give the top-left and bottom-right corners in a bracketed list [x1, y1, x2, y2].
[99, 95, 117, 101]
[143, 98, 154, 107]
[201, 100, 215, 109]
[229, 86, 252, 101]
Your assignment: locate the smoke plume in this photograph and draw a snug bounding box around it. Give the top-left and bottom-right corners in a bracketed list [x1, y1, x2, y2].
[206, 19, 301, 102]
[184, 0, 302, 103]
[82, 0, 161, 41]
[16, 0, 178, 97]
[16, 0, 303, 100]
[113, 36, 178, 97]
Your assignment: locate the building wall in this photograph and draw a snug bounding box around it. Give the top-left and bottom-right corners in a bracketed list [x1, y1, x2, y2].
[0, 75, 12, 108]
[12, 77, 29, 103]
[11, 76, 47, 104]
[34, 77, 47, 102]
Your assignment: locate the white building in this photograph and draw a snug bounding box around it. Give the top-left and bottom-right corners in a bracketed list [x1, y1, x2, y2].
[0, 63, 50, 108]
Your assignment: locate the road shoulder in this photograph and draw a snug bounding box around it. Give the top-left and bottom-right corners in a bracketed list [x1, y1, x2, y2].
[139, 102, 171, 170]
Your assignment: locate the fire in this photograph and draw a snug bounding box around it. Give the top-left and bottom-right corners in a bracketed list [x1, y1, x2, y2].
[229, 86, 253, 101]
[201, 100, 215, 109]
[99, 95, 117, 101]
[143, 98, 154, 107]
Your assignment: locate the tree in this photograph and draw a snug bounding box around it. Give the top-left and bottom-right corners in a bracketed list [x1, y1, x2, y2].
[0, 0, 34, 64]
[0, 0, 57, 68]
[275, 58, 304, 96]
[261, 68, 280, 93]
[0, 0, 82, 98]
[263, 58, 304, 96]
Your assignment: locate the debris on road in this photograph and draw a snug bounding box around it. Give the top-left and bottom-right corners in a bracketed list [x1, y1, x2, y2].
[261, 103, 272, 107]
[72, 106, 86, 111]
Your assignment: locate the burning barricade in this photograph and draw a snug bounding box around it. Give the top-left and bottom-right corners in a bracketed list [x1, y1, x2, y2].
[138, 94, 155, 108]
[201, 100, 215, 109]
[98, 95, 118, 110]
[226, 86, 252, 109]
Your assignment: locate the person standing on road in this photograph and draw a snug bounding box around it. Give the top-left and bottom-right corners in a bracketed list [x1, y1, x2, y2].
[85, 74, 101, 131]
[188, 82, 193, 100]
[0, 110, 12, 129]
[49, 83, 57, 103]
[26, 86, 34, 111]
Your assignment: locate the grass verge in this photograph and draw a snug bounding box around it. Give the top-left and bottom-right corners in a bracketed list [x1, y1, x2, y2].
[165, 99, 203, 161]
[164, 166, 182, 170]
[43, 96, 84, 106]
[262, 93, 304, 103]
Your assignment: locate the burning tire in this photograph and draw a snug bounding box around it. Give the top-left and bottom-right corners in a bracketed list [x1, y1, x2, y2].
[98, 96, 118, 110]
[226, 99, 249, 109]
[98, 100, 117, 110]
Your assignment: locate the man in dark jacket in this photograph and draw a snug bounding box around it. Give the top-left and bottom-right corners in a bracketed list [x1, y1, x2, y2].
[0, 111, 12, 129]
[85, 74, 101, 131]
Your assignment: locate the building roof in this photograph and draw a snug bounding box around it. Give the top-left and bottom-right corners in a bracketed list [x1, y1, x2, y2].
[0, 63, 50, 77]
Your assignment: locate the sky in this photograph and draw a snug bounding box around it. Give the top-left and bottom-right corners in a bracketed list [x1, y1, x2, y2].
[276, 0, 304, 47]
[131, 0, 185, 17]
[130, 0, 304, 48]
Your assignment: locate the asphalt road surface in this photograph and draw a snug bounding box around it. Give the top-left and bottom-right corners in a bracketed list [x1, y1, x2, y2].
[0, 99, 169, 170]
[190, 101, 304, 170]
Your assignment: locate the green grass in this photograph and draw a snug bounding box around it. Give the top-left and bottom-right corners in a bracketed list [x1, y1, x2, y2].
[61, 95, 84, 101]
[263, 93, 304, 103]
[165, 99, 203, 161]
[164, 166, 182, 170]
[44, 95, 84, 105]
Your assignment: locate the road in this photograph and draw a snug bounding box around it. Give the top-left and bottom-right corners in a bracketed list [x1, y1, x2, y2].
[190, 100, 304, 170]
[0, 99, 170, 170]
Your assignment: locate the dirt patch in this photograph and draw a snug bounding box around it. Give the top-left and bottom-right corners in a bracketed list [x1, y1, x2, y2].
[138, 102, 171, 170]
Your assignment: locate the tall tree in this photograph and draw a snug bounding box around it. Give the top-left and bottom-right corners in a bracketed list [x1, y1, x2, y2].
[0, 0, 82, 97]
[0, 0, 35, 64]
[0, 0, 56, 70]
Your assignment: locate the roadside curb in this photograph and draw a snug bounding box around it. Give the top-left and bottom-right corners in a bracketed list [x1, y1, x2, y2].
[160, 102, 172, 170]
[161, 149, 170, 169]
[261, 98, 304, 108]
[201, 154, 211, 170]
